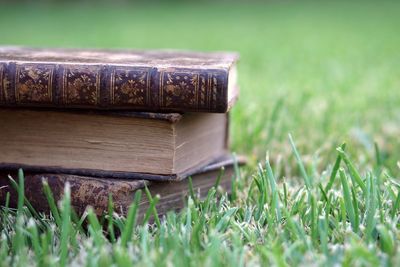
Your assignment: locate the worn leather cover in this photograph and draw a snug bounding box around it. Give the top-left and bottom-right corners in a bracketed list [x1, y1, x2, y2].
[0, 173, 147, 216]
[0, 155, 246, 216]
[0, 47, 238, 113]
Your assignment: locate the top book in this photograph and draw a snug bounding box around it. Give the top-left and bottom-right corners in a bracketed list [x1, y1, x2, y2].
[0, 47, 239, 113]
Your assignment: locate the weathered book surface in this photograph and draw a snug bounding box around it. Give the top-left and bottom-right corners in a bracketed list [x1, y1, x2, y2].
[0, 47, 239, 113]
[0, 155, 246, 217]
[0, 108, 228, 180]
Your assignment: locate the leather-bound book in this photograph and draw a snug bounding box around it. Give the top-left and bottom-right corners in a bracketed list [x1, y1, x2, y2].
[0, 108, 229, 180]
[0, 47, 239, 113]
[0, 155, 245, 217]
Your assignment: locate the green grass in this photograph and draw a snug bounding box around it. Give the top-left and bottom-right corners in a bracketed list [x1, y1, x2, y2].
[1, 0, 400, 266]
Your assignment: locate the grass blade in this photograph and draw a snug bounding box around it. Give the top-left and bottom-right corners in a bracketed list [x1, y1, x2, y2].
[325, 143, 346, 193]
[337, 147, 366, 193]
[143, 186, 161, 228]
[87, 207, 104, 247]
[107, 194, 116, 243]
[59, 183, 71, 267]
[27, 219, 42, 265]
[42, 180, 62, 228]
[266, 153, 281, 221]
[7, 175, 40, 220]
[188, 176, 199, 207]
[364, 173, 377, 241]
[120, 190, 142, 247]
[339, 169, 357, 232]
[288, 134, 312, 190]
[214, 167, 225, 189]
[17, 169, 24, 214]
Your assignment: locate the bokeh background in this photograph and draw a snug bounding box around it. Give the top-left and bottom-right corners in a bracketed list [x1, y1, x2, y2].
[1, 0, 400, 175]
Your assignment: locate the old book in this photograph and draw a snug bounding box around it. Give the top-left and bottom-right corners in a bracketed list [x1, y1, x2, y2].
[0, 47, 239, 113]
[0, 155, 245, 217]
[0, 108, 229, 180]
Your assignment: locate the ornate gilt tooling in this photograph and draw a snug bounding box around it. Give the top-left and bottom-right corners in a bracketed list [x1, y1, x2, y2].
[15, 64, 54, 104]
[162, 71, 199, 108]
[63, 65, 100, 106]
[111, 67, 150, 106]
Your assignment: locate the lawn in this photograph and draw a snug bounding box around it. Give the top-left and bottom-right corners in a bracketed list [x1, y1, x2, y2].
[1, 0, 400, 266]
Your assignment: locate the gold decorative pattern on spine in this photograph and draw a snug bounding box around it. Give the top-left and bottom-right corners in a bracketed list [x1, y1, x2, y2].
[207, 74, 212, 109]
[15, 64, 54, 104]
[162, 71, 199, 108]
[112, 68, 149, 106]
[200, 76, 206, 107]
[63, 65, 100, 106]
[194, 73, 199, 109]
[212, 75, 217, 110]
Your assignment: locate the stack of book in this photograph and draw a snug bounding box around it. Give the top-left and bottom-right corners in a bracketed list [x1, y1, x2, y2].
[0, 47, 243, 217]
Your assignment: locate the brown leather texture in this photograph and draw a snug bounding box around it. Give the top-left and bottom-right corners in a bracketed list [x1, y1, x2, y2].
[0, 47, 238, 113]
[0, 155, 245, 217]
[0, 167, 234, 217]
[0, 172, 146, 215]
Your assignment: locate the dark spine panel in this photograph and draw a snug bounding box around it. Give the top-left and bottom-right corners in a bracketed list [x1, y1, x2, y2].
[214, 69, 229, 113]
[204, 70, 229, 112]
[6, 62, 17, 105]
[149, 67, 161, 110]
[54, 64, 63, 106]
[100, 65, 111, 108]
[0, 63, 4, 104]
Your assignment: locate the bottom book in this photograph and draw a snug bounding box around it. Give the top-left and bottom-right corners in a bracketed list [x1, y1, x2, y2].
[0, 155, 245, 218]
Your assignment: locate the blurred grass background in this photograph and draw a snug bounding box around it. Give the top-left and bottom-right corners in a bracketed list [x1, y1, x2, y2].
[1, 0, 400, 173]
[1, 1, 400, 265]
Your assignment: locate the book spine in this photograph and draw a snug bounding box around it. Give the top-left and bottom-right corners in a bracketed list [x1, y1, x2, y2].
[0, 62, 229, 112]
[0, 173, 147, 216]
